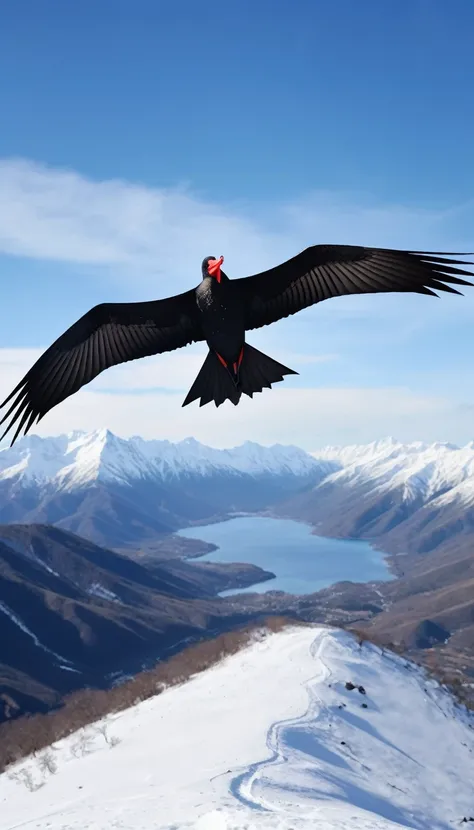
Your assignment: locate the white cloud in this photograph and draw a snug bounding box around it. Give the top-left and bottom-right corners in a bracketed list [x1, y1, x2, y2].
[0, 157, 473, 448]
[0, 157, 472, 296]
[0, 158, 285, 291]
[0, 348, 471, 449]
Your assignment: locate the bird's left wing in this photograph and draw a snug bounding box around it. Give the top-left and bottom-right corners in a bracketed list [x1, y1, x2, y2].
[0, 289, 203, 445]
[233, 245, 474, 331]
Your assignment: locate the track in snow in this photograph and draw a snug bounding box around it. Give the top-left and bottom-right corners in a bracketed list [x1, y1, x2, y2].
[230, 633, 332, 811]
[229, 633, 473, 830]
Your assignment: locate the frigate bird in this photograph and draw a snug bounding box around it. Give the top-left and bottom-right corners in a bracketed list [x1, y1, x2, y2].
[1, 246, 473, 445]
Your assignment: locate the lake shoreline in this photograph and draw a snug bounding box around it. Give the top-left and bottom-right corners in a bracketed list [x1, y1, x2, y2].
[257, 508, 403, 580]
[177, 514, 394, 597]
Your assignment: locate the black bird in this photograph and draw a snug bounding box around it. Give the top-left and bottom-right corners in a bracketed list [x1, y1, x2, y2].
[1, 245, 474, 446]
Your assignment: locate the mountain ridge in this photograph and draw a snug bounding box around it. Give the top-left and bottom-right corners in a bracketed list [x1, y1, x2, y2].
[0, 431, 333, 548]
[4, 431, 474, 502]
[0, 429, 331, 488]
[3, 430, 474, 558]
[271, 435, 474, 554]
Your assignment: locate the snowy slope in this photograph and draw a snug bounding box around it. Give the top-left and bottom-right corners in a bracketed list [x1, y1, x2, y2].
[312, 436, 474, 507]
[2, 626, 473, 830]
[0, 430, 329, 490]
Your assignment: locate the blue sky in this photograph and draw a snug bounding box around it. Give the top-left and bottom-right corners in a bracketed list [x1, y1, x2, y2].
[1, 0, 474, 448]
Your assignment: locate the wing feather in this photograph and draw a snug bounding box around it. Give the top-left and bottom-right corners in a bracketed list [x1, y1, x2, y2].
[0, 289, 202, 444]
[234, 246, 474, 330]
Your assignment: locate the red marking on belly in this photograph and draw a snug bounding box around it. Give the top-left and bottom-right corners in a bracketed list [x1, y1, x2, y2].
[216, 352, 227, 368]
[233, 348, 244, 375]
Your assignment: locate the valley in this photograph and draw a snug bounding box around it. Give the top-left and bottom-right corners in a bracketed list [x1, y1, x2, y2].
[2, 430, 474, 720]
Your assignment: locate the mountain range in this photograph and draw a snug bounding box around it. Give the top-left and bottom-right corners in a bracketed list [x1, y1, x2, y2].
[0, 430, 332, 549]
[2, 430, 474, 557]
[290, 436, 474, 555]
[3, 429, 474, 720]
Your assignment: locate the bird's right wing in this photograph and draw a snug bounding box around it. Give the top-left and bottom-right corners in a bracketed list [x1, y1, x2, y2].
[0, 289, 203, 445]
[233, 246, 474, 331]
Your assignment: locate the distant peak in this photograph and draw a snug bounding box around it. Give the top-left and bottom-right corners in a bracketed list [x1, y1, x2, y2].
[0, 430, 324, 488]
[5, 432, 474, 503]
[374, 436, 399, 446]
[91, 428, 114, 440]
[66, 430, 87, 440]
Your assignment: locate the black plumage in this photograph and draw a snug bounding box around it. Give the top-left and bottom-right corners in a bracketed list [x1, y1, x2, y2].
[1, 246, 473, 445]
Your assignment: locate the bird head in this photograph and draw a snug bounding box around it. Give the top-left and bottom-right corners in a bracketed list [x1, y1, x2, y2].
[202, 255, 224, 283]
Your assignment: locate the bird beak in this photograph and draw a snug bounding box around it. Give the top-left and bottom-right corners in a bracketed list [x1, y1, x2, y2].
[208, 255, 224, 283]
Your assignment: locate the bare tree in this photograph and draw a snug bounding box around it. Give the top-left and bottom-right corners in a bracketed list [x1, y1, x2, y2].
[95, 722, 110, 745]
[37, 749, 58, 775]
[71, 728, 95, 758]
[109, 735, 121, 748]
[95, 720, 111, 745]
[8, 767, 42, 792]
[7, 770, 22, 786]
[96, 720, 121, 748]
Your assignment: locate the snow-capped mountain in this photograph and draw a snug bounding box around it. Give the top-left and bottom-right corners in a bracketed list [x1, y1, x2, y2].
[266, 438, 474, 553]
[313, 436, 474, 507]
[2, 625, 473, 829]
[0, 429, 331, 489]
[2, 431, 474, 553]
[274, 436, 474, 553]
[0, 431, 334, 547]
[4, 430, 474, 508]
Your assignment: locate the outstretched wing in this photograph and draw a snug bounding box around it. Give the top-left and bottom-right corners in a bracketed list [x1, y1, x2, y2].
[233, 246, 474, 331]
[1, 289, 202, 445]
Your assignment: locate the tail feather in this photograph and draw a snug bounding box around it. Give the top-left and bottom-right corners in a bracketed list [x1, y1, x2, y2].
[182, 344, 297, 409]
[182, 351, 241, 408]
[239, 344, 297, 398]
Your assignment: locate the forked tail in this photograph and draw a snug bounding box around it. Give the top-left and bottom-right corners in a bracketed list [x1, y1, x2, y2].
[182, 343, 297, 408]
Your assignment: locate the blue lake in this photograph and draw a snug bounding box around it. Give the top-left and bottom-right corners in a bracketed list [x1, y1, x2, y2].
[177, 516, 393, 596]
